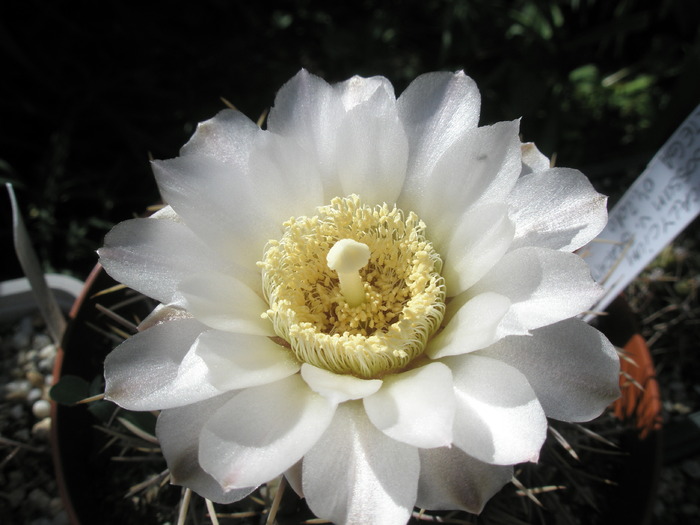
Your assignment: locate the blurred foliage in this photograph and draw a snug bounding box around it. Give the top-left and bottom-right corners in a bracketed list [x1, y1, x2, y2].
[1, 0, 698, 280]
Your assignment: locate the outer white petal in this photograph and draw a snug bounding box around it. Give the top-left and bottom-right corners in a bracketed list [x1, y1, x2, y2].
[508, 168, 608, 252]
[364, 362, 455, 448]
[149, 204, 181, 221]
[180, 109, 261, 168]
[151, 155, 278, 280]
[269, 71, 408, 203]
[335, 89, 408, 205]
[156, 392, 255, 504]
[447, 354, 547, 465]
[165, 338, 227, 406]
[417, 447, 513, 513]
[190, 330, 300, 391]
[480, 318, 620, 422]
[301, 363, 382, 404]
[285, 461, 304, 498]
[470, 246, 603, 335]
[520, 142, 551, 175]
[104, 318, 212, 410]
[98, 218, 222, 305]
[333, 74, 396, 111]
[137, 303, 193, 331]
[398, 71, 480, 181]
[303, 402, 419, 525]
[177, 272, 274, 336]
[427, 292, 511, 358]
[442, 203, 516, 295]
[266, 69, 346, 182]
[199, 374, 335, 489]
[400, 120, 522, 248]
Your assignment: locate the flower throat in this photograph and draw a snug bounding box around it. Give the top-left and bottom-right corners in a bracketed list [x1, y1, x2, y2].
[259, 195, 446, 379]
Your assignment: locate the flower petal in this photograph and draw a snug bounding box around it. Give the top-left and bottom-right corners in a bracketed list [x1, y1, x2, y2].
[417, 446, 513, 513]
[335, 89, 408, 205]
[285, 461, 304, 498]
[481, 318, 620, 422]
[400, 120, 522, 248]
[519, 142, 550, 175]
[151, 155, 277, 280]
[104, 318, 211, 410]
[398, 71, 480, 181]
[137, 303, 193, 331]
[156, 393, 255, 504]
[508, 168, 608, 252]
[442, 203, 515, 295]
[447, 354, 547, 465]
[470, 246, 603, 335]
[301, 363, 382, 404]
[98, 218, 222, 305]
[427, 292, 511, 358]
[364, 362, 455, 448]
[148, 204, 181, 221]
[191, 330, 300, 391]
[177, 272, 274, 336]
[199, 374, 335, 489]
[303, 402, 419, 525]
[268, 71, 408, 204]
[180, 109, 261, 168]
[266, 69, 346, 184]
[334, 74, 396, 111]
[247, 131, 326, 219]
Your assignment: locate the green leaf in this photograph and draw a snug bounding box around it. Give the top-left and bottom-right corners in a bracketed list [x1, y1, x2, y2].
[88, 374, 105, 397]
[49, 375, 90, 405]
[88, 399, 118, 422]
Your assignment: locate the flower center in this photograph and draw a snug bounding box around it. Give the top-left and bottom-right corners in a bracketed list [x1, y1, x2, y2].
[259, 195, 446, 379]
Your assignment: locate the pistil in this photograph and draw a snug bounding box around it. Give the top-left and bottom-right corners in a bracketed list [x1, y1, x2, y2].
[326, 239, 370, 307]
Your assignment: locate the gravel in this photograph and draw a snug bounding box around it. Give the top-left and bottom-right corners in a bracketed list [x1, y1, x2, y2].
[0, 313, 68, 525]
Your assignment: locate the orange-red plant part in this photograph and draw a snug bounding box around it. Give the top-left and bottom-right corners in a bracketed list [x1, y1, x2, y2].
[613, 334, 662, 439]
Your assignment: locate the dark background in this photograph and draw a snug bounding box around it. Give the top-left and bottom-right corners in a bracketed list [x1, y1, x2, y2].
[2, 0, 699, 281]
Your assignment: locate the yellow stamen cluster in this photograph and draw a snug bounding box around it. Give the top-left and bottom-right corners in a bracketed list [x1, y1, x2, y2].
[259, 195, 446, 379]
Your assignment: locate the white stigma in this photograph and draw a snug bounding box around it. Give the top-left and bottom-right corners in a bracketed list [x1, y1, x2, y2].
[326, 238, 370, 307]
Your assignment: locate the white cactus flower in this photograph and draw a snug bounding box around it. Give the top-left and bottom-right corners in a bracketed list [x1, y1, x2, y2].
[99, 69, 620, 525]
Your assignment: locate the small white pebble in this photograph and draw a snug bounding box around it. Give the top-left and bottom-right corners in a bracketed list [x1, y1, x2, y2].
[32, 399, 51, 419]
[4, 380, 31, 400]
[44, 374, 54, 385]
[39, 344, 57, 359]
[38, 357, 54, 373]
[26, 370, 44, 388]
[27, 388, 43, 404]
[32, 417, 51, 440]
[32, 334, 52, 350]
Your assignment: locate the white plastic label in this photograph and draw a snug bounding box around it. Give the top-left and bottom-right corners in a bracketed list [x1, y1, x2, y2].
[584, 105, 700, 316]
